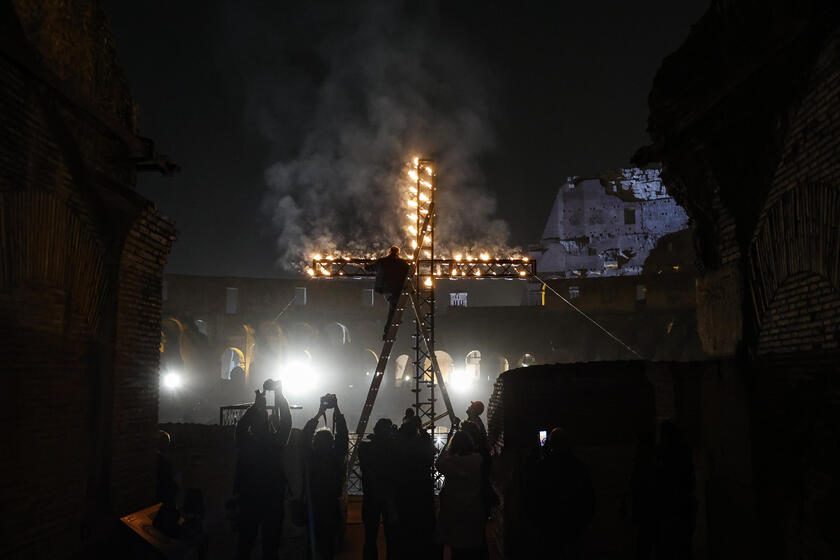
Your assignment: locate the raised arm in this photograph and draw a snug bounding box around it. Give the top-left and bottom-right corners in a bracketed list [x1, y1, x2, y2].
[301, 400, 325, 455]
[235, 390, 264, 447]
[333, 403, 349, 457]
[274, 387, 292, 445]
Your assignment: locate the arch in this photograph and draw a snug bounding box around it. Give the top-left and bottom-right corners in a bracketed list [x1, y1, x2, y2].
[362, 348, 379, 378]
[756, 272, 840, 355]
[394, 354, 410, 387]
[749, 183, 840, 332]
[1, 177, 107, 337]
[325, 322, 351, 345]
[517, 353, 537, 368]
[161, 317, 185, 367]
[422, 350, 454, 384]
[465, 350, 481, 381]
[221, 347, 246, 380]
[287, 321, 316, 347]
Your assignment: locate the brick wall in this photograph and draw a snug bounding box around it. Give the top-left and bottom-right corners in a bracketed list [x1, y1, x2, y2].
[110, 210, 176, 515]
[747, 30, 840, 356]
[756, 272, 840, 354]
[1, 2, 175, 557]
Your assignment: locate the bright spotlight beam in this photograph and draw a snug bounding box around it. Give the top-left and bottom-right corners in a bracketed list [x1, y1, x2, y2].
[162, 371, 182, 391]
[449, 368, 473, 394]
[277, 360, 319, 397]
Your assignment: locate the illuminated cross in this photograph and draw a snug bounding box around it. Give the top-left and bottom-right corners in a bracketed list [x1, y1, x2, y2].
[309, 158, 534, 487]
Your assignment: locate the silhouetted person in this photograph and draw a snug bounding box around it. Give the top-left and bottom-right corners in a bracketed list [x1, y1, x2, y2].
[459, 420, 496, 520]
[525, 427, 595, 560]
[464, 401, 488, 450]
[154, 430, 180, 535]
[392, 410, 436, 559]
[436, 431, 486, 560]
[651, 420, 695, 560]
[367, 246, 409, 340]
[233, 383, 292, 560]
[631, 433, 657, 560]
[358, 418, 397, 560]
[229, 365, 248, 403]
[301, 396, 349, 560]
[156, 430, 179, 506]
[279, 428, 309, 560]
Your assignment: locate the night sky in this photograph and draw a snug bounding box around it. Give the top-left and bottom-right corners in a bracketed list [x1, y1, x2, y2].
[105, 0, 708, 278]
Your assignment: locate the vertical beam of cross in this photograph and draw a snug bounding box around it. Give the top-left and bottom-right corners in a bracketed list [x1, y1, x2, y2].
[412, 158, 437, 433]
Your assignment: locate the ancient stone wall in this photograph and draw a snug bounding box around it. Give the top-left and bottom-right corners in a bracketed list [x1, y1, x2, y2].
[538, 168, 690, 277]
[639, 2, 840, 557]
[0, 2, 175, 557]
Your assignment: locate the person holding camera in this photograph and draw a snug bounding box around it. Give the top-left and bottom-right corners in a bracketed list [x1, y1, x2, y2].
[301, 393, 348, 560]
[232, 379, 292, 560]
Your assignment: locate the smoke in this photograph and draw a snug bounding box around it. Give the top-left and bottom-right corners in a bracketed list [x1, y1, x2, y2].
[257, 2, 514, 269]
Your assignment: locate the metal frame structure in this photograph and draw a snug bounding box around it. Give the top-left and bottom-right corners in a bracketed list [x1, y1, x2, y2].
[413, 158, 436, 430]
[310, 157, 536, 493]
[310, 257, 535, 279]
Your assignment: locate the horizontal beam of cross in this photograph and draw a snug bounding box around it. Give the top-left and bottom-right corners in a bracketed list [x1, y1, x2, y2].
[309, 258, 536, 278]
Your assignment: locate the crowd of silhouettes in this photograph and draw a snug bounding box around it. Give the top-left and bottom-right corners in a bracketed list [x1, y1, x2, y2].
[524, 427, 596, 560]
[229, 380, 348, 560]
[157, 372, 696, 559]
[356, 401, 496, 560]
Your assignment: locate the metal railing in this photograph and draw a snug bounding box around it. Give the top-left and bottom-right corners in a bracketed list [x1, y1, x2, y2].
[219, 404, 283, 426]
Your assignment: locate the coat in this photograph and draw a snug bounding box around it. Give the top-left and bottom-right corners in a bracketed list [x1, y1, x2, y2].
[373, 254, 409, 294]
[435, 452, 485, 549]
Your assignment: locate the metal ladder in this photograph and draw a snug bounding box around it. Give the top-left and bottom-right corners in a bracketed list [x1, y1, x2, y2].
[347, 208, 457, 478]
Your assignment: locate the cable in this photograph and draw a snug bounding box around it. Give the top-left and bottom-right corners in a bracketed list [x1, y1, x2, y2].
[272, 293, 301, 323]
[531, 273, 644, 360]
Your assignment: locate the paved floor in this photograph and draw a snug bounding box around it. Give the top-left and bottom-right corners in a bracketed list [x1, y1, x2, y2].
[336, 496, 386, 559]
[337, 496, 502, 560]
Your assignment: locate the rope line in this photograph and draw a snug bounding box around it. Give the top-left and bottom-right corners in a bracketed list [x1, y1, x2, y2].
[531, 273, 644, 360]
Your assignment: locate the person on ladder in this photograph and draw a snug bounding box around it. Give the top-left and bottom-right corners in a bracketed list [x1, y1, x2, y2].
[366, 246, 409, 340]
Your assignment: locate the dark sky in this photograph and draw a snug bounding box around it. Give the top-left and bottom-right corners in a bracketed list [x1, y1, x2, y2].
[105, 0, 708, 278]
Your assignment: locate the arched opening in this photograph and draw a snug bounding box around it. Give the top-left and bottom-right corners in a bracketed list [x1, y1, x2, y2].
[160, 318, 185, 370]
[422, 350, 454, 385]
[287, 321, 316, 348]
[394, 354, 410, 387]
[221, 347, 245, 380]
[465, 350, 481, 381]
[221, 347, 249, 405]
[518, 353, 537, 368]
[363, 348, 379, 378]
[325, 322, 351, 345]
[256, 321, 285, 354]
